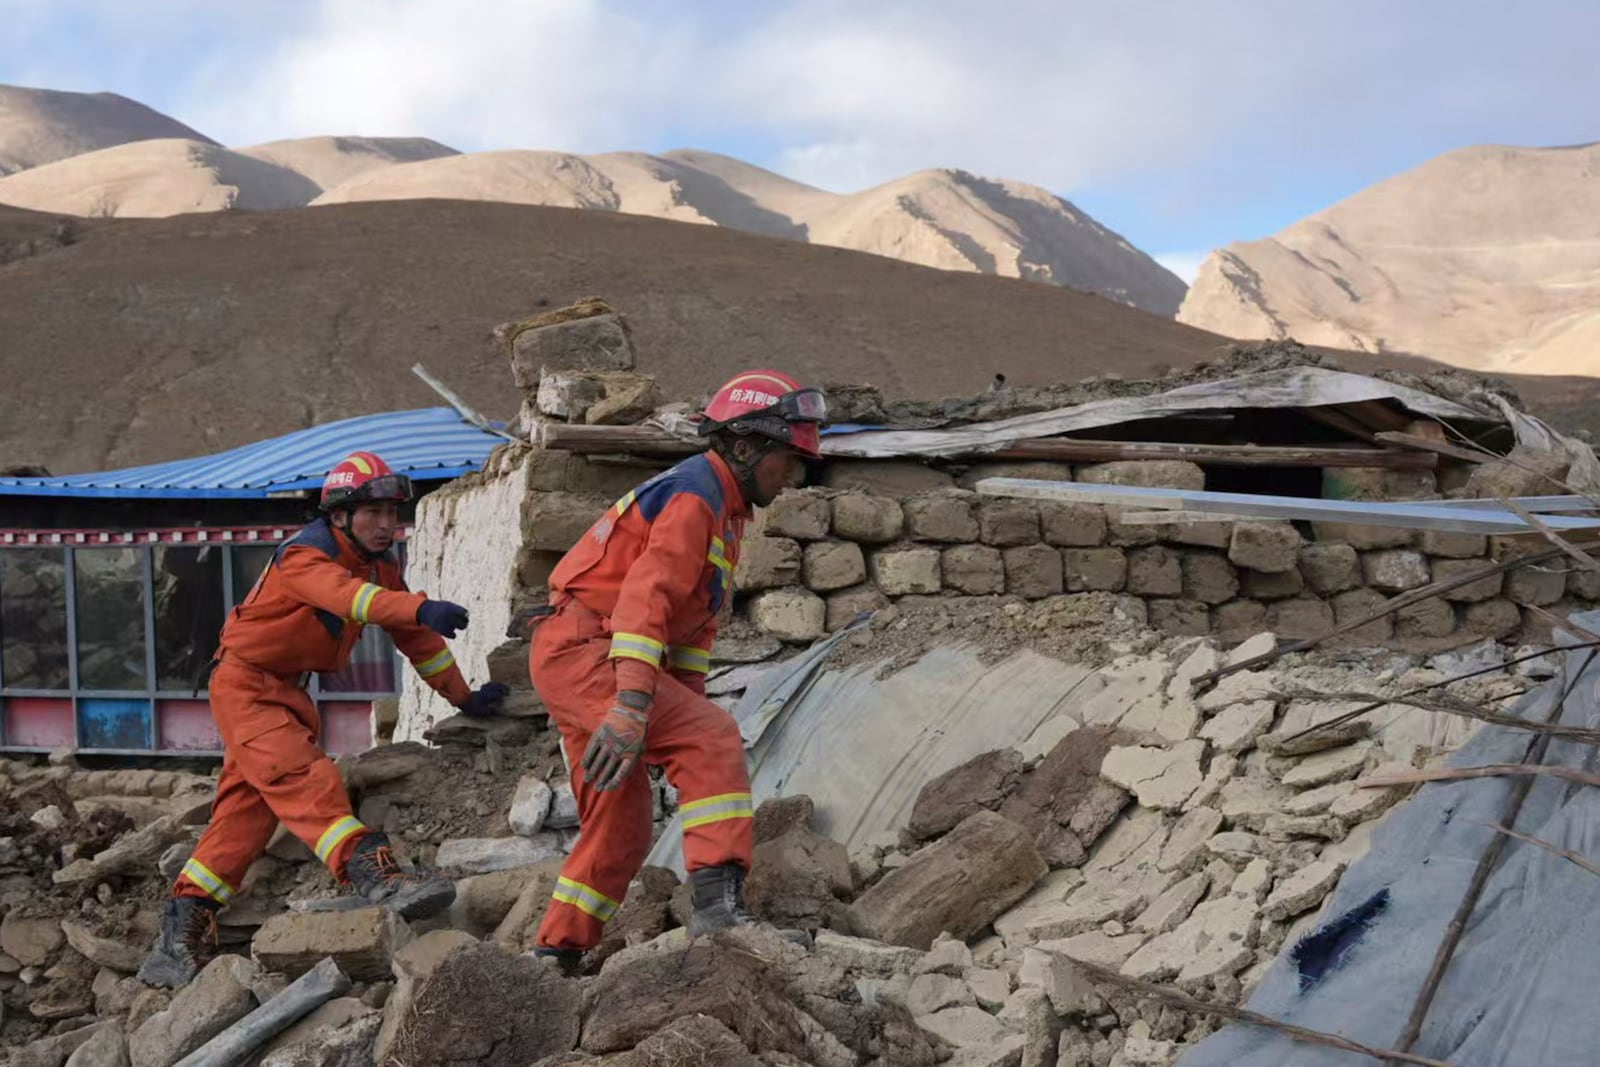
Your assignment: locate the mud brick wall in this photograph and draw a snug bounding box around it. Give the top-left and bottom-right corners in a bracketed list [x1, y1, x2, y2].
[401, 449, 1599, 734]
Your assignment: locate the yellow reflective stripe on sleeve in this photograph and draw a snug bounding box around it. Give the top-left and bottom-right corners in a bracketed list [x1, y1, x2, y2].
[179, 858, 235, 904]
[668, 645, 712, 674]
[679, 791, 754, 830]
[707, 536, 731, 574]
[551, 876, 621, 922]
[314, 816, 367, 864]
[609, 632, 664, 667]
[413, 648, 456, 678]
[613, 490, 637, 516]
[348, 582, 383, 623]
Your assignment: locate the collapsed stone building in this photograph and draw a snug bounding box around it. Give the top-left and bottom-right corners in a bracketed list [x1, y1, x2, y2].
[5, 299, 1600, 1067]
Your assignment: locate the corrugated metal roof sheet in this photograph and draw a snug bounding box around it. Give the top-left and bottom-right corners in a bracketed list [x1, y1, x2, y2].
[0, 407, 506, 499]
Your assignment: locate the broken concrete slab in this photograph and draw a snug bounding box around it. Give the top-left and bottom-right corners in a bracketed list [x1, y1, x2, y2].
[507, 775, 553, 837]
[1284, 779, 1359, 817]
[1198, 699, 1276, 754]
[1034, 929, 1149, 970]
[906, 972, 976, 1016]
[252, 906, 410, 982]
[1133, 872, 1210, 935]
[1230, 858, 1274, 904]
[913, 937, 974, 977]
[1261, 859, 1346, 921]
[849, 810, 1047, 950]
[1205, 832, 1264, 864]
[1196, 670, 1282, 714]
[914, 1004, 1017, 1051]
[436, 834, 564, 873]
[811, 930, 922, 977]
[1100, 740, 1205, 811]
[992, 869, 1086, 945]
[1278, 744, 1373, 789]
[1001, 882, 1147, 943]
[1119, 895, 1258, 985]
[129, 955, 258, 1067]
[60, 920, 144, 974]
[1217, 776, 1298, 832]
[1157, 807, 1224, 874]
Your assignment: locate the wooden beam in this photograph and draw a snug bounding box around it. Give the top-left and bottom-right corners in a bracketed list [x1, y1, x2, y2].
[1375, 431, 1494, 464]
[536, 422, 701, 456]
[990, 438, 1436, 469]
[1334, 399, 1413, 433]
[1298, 405, 1384, 444]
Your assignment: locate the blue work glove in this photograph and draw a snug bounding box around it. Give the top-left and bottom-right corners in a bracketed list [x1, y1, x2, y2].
[416, 599, 469, 638]
[459, 682, 510, 719]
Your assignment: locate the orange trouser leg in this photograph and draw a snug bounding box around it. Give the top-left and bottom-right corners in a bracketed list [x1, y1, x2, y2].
[176, 661, 369, 905]
[530, 607, 754, 952]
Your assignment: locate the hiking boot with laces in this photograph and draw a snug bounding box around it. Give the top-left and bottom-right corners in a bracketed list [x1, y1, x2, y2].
[344, 831, 455, 919]
[531, 946, 584, 978]
[687, 863, 756, 937]
[137, 896, 221, 989]
[687, 863, 812, 947]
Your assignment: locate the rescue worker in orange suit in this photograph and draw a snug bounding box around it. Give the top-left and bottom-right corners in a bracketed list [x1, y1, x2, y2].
[528, 370, 827, 974]
[138, 452, 508, 987]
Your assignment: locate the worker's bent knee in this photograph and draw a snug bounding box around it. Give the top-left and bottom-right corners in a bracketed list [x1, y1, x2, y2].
[238, 723, 325, 786]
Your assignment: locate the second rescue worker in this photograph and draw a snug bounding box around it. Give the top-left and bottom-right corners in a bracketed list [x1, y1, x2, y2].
[139, 452, 508, 987]
[528, 370, 827, 974]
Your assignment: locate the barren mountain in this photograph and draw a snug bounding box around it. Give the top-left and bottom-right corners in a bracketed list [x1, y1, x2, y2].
[237, 135, 461, 192]
[0, 199, 1224, 474]
[313, 149, 1187, 314]
[0, 138, 320, 216]
[0, 84, 1184, 315]
[0, 84, 214, 175]
[1178, 143, 1600, 375]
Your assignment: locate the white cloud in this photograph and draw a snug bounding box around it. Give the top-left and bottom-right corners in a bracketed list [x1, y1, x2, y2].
[1153, 251, 1211, 286]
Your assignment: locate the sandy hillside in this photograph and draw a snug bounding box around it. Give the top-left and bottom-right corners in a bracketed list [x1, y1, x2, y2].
[0, 138, 322, 216]
[238, 135, 461, 192]
[313, 148, 1187, 313]
[1178, 142, 1600, 375]
[0, 199, 1229, 474]
[0, 84, 213, 175]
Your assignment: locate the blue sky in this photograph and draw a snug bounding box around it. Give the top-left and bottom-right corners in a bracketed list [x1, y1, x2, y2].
[4, 0, 1598, 282]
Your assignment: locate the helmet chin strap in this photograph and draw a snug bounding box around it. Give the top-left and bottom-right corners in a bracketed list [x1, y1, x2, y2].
[331, 510, 384, 560]
[723, 434, 780, 508]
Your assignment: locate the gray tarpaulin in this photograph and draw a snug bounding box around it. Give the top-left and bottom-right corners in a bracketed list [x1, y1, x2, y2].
[814, 366, 1495, 459]
[1178, 613, 1600, 1067]
[645, 632, 1096, 876]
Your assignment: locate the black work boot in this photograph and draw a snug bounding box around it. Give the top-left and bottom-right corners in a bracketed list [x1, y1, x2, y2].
[687, 863, 756, 937]
[532, 946, 584, 978]
[137, 896, 221, 988]
[344, 832, 456, 920]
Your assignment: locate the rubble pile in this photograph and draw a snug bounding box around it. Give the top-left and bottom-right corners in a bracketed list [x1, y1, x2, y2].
[4, 605, 1554, 1066]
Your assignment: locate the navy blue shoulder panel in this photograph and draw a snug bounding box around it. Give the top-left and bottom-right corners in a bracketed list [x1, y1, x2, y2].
[274, 517, 341, 563]
[271, 518, 346, 640]
[633, 453, 725, 524]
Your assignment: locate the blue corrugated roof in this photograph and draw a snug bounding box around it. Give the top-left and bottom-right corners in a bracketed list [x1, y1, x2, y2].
[0, 407, 507, 499]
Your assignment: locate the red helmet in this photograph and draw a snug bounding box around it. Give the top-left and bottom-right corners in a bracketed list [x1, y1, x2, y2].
[320, 451, 414, 511]
[698, 370, 827, 458]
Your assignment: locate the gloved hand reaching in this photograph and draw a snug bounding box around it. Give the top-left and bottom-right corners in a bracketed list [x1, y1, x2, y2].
[458, 682, 509, 719]
[416, 599, 469, 638]
[582, 692, 651, 791]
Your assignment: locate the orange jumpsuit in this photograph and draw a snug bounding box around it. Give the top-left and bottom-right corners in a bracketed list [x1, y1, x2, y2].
[532, 450, 754, 951]
[175, 518, 470, 907]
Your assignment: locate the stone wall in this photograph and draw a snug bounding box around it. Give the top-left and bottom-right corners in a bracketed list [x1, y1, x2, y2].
[400, 450, 1595, 734]
[396, 444, 671, 742]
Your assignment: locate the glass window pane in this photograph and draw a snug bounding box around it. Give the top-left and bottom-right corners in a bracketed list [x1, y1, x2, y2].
[320, 624, 397, 694]
[230, 546, 276, 607]
[154, 546, 226, 691]
[1, 549, 70, 690]
[75, 548, 148, 691]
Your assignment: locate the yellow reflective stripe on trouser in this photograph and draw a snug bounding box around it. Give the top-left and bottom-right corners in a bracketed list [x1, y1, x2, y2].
[314, 816, 367, 864]
[413, 647, 455, 678]
[609, 631, 664, 667]
[348, 582, 383, 622]
[680, 791, 754, 830]
[179, 858, 235, 904]
[668, 645, 712, 674]
[551, 876, 620, 922]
